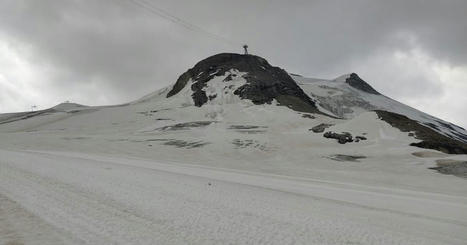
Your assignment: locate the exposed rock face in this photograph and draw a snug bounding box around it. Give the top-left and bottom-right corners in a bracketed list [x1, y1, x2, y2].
[310, 123, 333, 133]
[375, 110, 467, 154]
[355, 136, 367, 142]
[323, 131, 354, 144]
[345, 73, 380, 95]
[167, 53, 321, 114]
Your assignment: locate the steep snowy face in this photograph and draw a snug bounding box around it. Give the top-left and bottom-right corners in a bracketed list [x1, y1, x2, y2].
[294, 73, 382, 118]
[294, 73, 467, 146]
[167, 53, 321, 113]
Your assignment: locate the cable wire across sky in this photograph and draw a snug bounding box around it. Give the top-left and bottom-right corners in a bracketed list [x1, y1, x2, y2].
[122, 0, 241, 47]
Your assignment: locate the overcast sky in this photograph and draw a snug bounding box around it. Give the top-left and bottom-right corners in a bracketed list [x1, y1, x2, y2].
[1, 0, 466, 127]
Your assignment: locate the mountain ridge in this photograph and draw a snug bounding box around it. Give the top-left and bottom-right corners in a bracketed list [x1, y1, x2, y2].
[1, 52, 467, 156]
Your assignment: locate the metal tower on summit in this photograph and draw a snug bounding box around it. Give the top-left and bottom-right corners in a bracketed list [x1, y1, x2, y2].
[243, 44, 248, 55]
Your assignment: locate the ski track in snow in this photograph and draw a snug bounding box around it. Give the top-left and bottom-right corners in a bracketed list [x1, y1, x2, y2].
[1, 149, 466, 245]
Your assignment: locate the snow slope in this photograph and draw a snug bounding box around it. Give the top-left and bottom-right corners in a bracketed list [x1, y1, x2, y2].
[1, 149, 466, 245]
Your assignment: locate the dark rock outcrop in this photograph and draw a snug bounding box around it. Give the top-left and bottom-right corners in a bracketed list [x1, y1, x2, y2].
[355, 136, 367, 142]
[302, 114, 315, 119]
[323, 131, 354, 144]
[375, 110, 467, 154]
[345, 73, 380, 95]
[167, 53, 322, 114]
[310, 123, 333, 133]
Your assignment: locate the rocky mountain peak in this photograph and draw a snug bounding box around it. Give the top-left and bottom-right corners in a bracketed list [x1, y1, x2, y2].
[167, 53, 321, 114]
[345, 73, 380, 95]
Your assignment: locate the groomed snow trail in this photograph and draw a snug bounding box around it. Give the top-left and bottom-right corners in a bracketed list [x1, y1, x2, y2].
[1, 149, 466, 245]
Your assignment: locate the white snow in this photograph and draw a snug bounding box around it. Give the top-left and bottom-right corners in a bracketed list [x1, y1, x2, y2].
[1, 149, 466, 245]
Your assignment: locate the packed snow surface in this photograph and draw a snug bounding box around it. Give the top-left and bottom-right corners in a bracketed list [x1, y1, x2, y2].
[1, 149, 466, 245]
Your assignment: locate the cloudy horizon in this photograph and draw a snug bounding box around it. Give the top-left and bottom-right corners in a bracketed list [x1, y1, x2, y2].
[1, 0, 466, 128]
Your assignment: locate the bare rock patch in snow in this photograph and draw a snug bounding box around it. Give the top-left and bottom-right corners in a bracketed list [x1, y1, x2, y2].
[153, 121, 217, 131]
[327, 154, 367, 162]
[228, 125, 267, 130]
[323, 131, 354, 144]
[412, 151, 448, 158]
[228, 125, 268, 134]
[430, 159, 467, 178]
[301, 114, 316, 119]
[376, 110, 467, 154]
[132, 138, 210, 149]
[232, 139, 268, 151]
[310, 123, 334, 133]
[162, 139, 210, 149]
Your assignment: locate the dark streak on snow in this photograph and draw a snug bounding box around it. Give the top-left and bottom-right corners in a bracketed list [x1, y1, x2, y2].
[429, 159, 467, 178]
[153, 121, 216, 131]
[327, 154, 367, 162]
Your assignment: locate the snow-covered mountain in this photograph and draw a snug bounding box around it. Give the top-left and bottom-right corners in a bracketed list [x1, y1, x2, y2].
[1, 51, 466, 182]
[137, 53, 467, 154]
[2, 52, 467, 157]
[2, 53, 467, 244]
[2, 53, 467, 157]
